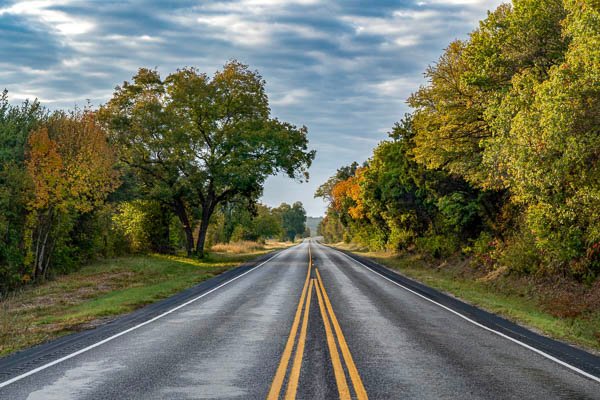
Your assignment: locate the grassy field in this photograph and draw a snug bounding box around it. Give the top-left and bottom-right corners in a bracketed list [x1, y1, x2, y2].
[333, 243, 600, 353]
[0, 241, 291, 357]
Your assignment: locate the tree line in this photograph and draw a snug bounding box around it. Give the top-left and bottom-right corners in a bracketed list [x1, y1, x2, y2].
[318, 0, 600, 282]
[0, 61, 314, 293]
[210, 201, 310, 244]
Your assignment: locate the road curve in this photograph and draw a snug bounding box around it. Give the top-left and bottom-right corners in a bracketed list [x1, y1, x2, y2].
[0, 240, 599, 399]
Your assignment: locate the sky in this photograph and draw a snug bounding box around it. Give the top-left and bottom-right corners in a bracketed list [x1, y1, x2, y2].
[0, 0, 503, 216]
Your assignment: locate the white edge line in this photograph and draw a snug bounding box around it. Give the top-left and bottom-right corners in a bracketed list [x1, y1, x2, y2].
[331, 246, 600, 384]
[0, 247, 293, 389]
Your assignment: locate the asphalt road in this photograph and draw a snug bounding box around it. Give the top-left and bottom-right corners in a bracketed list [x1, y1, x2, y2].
[1, 240, 599, 399]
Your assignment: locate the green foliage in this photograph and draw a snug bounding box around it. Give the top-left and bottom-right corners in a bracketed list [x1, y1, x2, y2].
[436, 192, 482, 235]
[486, 0, 600, 272]
[0, 92, 46, 291]
[322, 0, 600, 281]
[112, 200, 188, 254]
[253, 205, 285, 240]
[112, 201, 152, 253]
[218, 203, 284, 243]
[208, 202, 285, 245]
[317, 214, 345, 243]
[467, 231, 496, 265]
[99, 61, 315, 256]
[229, 225, 249, 243]
[320, 114, 490, 254]
[1, 61, 314, 293]
[274, 202, 307, 242]
[409, 40, 491, 187]
[409, 0, 568, 191]
[415, 235, 460, 259]
[498, 231, 543, 275]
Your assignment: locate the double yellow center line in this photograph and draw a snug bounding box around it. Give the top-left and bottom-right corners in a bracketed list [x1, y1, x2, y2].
[267, 243, 368, 400]
[266, 246, 313, 400]
[315, 268, 368, 399]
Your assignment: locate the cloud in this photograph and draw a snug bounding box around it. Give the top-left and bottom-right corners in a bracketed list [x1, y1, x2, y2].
[200, 0, 321, 14]
[271, 88, 311, 106]
[0, 0, 94, 36]
[0, 0, 504, 215]
[196, 15, 327, 47]
[367, 77, 416, 97]
[424, 0, 490, 4]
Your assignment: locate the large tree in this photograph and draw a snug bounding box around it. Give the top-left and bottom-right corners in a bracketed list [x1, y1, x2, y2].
[99, 61, 315, 256]
[408, 0, 567, 190]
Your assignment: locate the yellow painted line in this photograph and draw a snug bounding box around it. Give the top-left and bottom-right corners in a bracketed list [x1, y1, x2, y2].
[315, 277, 351, 400]
[267, 247, 312, 400]
[316, 268, 369, 400]
[284, 279, 315, 400]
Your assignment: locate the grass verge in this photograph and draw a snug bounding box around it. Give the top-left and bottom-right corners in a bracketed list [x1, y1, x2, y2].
[333, 243, 600, 353]
[0, 241, 291, 357]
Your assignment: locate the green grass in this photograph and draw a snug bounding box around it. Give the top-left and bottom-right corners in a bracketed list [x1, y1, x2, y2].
[340, 247, 600, 353]
[0, 246, 287, 357]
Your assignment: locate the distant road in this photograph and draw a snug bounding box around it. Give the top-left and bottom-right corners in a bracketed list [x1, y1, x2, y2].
[1, 240, 599, 399]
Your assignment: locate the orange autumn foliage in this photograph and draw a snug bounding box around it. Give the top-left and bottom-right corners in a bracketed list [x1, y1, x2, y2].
[331, 167, 367, 220]
[26, 128, 64, 212]
[26, 113, 120, 215]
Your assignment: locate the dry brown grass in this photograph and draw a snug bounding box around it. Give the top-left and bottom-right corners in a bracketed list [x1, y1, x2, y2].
[210, 240, 293, 254]
[539, 279, 600, 319]
[263, 240, 295, 250]
[210, 241, 265, 253]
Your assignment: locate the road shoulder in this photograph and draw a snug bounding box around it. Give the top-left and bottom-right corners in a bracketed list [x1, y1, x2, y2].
[0, 249, 284, 384]
[326, 244, 600, 383]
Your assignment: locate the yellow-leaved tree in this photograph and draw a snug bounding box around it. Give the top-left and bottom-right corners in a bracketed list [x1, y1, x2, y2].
[25, 112, 120, 280]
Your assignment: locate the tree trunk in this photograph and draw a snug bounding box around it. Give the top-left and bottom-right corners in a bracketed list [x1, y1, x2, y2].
[183, 226, 194, 257]
[149, 204, 171, 253]
[32, 223, 43, 280]
[172, 198, 194, 257]
[42, 241, 55, 279]
[196, 198, 216, 258]
[32, 211, 53, 281]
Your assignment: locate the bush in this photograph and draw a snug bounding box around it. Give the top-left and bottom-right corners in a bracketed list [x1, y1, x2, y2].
[386, 226, 414, 252]
[415, 234, 459, 259]
[469, 231, 500, 270]
[112, 201, 151, 253]
[230, 225, 251, 242]
[498, 232, 542, 275]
